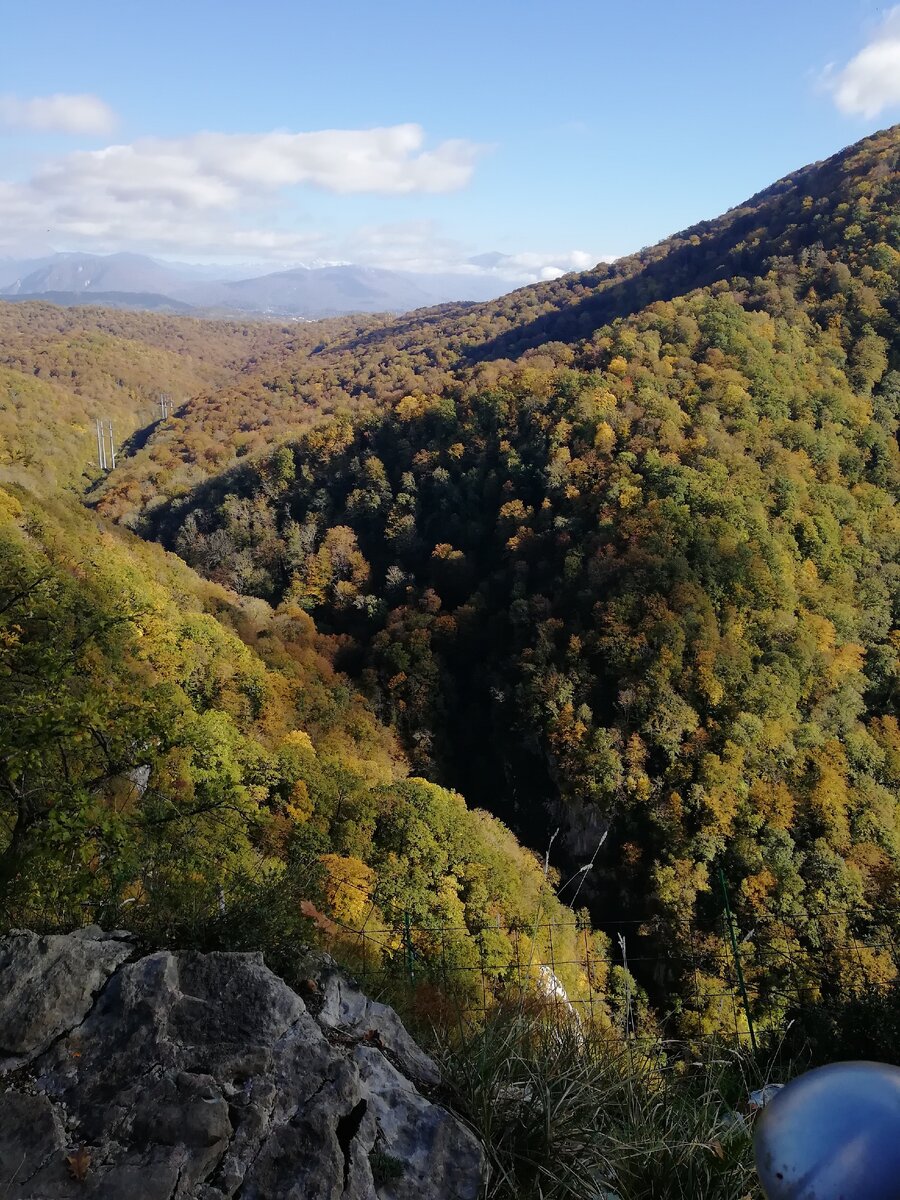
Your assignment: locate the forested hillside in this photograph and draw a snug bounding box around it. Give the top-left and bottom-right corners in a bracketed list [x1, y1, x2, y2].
[132, 125, 900, 1022]
[0, 300, 612, 1013]
[1, 124, 898, 1044]
[0, 485, 606, 1010]
[0, 303, 295, 490]
[94, 124, 899, 521]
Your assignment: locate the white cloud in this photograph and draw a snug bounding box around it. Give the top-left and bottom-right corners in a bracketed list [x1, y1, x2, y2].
[339, 220, 472, 273]
[0, 123, 601, 283]
[207, 126, 481, 194]
[829, 7, 900, 118]
[33, 125, 483, 213]
[336, 222, 608, 284]
[0, 93, 117, 135]
[492, 249, 599, 281]
[0, 125, 486, 260]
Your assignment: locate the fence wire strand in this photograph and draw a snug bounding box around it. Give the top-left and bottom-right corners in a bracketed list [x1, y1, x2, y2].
[284, 862, 900, 1048]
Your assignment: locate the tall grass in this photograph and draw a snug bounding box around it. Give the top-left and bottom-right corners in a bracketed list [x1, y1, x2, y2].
[434, 1003, 770, 1200]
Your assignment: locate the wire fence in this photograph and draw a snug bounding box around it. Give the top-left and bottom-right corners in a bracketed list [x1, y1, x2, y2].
[312, 868, 900, 1051]
[6, 848, 897, 1055]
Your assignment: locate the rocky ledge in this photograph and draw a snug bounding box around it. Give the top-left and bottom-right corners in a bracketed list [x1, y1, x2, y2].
[0, 928, 483, 1199]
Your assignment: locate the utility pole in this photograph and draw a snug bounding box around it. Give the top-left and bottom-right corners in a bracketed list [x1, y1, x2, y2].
[96, 418, 107, 470]
[107, 420, 116, 470]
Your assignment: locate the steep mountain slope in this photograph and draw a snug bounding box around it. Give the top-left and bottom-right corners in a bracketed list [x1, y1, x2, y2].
[0, 302, 313, 490]
[93, 125, 899, 531]
[0, 484, 602, 1005]
[91, 310, 402, 525]
[133, 125, 900, 1021]
[0, 256, 56, 290]
[0, 298, 606, 1008]
[1, 125, 897, 1038]
[1, 252, 192, 297]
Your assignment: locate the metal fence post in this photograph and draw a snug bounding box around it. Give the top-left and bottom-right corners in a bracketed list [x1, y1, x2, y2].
[719, 868, 758, 1054]
[403, 909, 415, 985]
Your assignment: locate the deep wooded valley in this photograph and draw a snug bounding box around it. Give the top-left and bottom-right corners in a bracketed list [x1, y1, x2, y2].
[1, 122, 899, 1198]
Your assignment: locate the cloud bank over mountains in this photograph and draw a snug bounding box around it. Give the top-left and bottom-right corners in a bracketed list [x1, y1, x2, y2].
[6, 0, 896, 298]
[0, 107, 598, 283]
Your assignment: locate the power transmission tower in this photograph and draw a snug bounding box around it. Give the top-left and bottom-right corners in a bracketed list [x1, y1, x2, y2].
[107, 421, 116, 470]
[96, 418, 107, 470]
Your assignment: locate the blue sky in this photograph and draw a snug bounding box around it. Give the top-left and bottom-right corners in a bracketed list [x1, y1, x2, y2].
[1, 0, 898, 281]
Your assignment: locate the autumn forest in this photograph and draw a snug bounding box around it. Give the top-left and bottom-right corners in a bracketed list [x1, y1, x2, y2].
[1, 124, 899, 1054]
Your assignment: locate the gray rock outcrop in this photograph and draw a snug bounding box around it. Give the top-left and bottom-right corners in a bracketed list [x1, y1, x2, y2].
[0, 928, 483, 1200]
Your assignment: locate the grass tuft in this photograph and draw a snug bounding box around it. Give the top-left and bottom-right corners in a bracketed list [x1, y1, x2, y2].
[435, 1003, 770, 1200]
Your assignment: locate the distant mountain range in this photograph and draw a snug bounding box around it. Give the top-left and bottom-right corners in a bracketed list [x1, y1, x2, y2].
[0, 252, 522, 317]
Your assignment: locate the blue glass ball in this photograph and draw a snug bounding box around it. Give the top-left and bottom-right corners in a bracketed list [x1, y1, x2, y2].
[754, 1060, 900, 1199]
